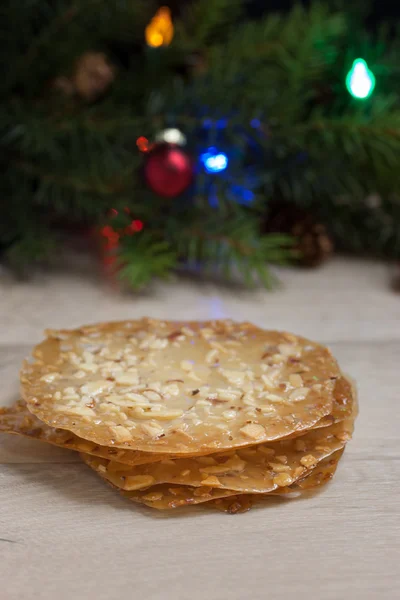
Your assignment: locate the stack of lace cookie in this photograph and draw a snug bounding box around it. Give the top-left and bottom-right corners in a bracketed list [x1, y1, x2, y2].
[1, 319, 356, 513]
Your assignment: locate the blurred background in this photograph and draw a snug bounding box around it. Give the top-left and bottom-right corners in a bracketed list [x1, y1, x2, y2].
[1, 0, 399, 291]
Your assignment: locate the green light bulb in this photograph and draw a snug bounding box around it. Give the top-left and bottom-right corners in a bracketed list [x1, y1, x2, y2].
[346, 59, 376, 99]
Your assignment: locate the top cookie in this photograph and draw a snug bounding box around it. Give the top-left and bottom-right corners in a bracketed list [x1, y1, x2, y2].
[20, 319, 344, 453]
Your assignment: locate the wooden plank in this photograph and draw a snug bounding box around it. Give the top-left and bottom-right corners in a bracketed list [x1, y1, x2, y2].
[0, 457, 398, 600]
[0, 258, 399, 599]
[0, 258, 399, 345]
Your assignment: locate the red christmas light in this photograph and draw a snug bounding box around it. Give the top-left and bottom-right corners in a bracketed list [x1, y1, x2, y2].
[100, 208, 144, 278]
[136, 136, 152, 153]
[124, 220, 143, 235]
[100, 225, 115, 238]
[133, 219, 143, 232]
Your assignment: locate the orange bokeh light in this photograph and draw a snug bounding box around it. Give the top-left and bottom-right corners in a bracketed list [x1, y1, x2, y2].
[145, 7, 174, 48]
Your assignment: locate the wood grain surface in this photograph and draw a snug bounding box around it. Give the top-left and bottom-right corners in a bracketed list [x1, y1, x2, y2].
[0, 258, 399, 600]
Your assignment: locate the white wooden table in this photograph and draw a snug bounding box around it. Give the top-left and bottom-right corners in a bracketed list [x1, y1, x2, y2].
[1, 258, 399, 600]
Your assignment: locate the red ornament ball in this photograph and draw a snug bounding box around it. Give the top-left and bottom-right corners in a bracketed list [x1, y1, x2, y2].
[144, 143, 193, 198]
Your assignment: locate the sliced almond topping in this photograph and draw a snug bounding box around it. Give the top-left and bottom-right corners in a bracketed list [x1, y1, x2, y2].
[123, 474, 156, 490]
[201, 475, 221, 486]
[257, 446, 275, 456]
[196, 399, 212, 407]
[276, 455, 288, 464]
[269, 462, 291, 473]
[64, 405, 96, 417]
[205, 349, 219, 365]
[151, 409, 184, 421]
[143, 389, 163, 402]
[180, 360, 193, 371]
[63, 387, 76, 395]
[74, 370, 87, 379]
[289, 374, 303, 387]
[210, 341, 229, 354]
[115, 372, 139, 386]
[335, 431, 351, 442]
[240, 423, 265, 440]
[200, 456, 246, 475]
[261, 374, 277, 390]
[293, 466, 306, 479]
[278, 343, 300, 357]
[125, 392, 149, 403]
[289, 387, 310, 402]
[264, 393, 288, 404]
[81, 380, 112, 396]
[181, 326, 194, 336]
[295, 439, 307, 452]
[148, 338, 168, 350]
[142, 491, 163, 502]
[162, 383, 181, 396]
[62, 393, 79, 401]
[193, 486, 213, 497]
[300, 454, 318, 468]
[141, 422, 164, 438]
[243, 393, 257, 407]
[222, 409, 237, 421]
[216, 389, 241, 402]
[138, 334, 156, 349]
[78, 363, 99, 373]
[220, 369, 246, 386]
[109, 425, 132, 442]
[273, 473, 293, 487]
[215, 423, 229, 431]
[187, 371, 202, 382]
[82, 350, 95, 363]
[40, 373, 59, 383]
[245, 409, 257, 419]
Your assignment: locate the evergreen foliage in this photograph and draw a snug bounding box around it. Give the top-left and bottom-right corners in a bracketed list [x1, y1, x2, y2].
[1, 1, 399, 287]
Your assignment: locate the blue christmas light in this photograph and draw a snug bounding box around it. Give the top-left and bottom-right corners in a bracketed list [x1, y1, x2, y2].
[201, 148, 229, 173]
[228, 185, 255, 205]
[216, 118, 228, 129]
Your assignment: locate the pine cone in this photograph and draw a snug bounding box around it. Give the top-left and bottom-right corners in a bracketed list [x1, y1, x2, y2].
[53, 52, 115, 102]
[264, 201, 334, 267]
[292, 219, 334, 267]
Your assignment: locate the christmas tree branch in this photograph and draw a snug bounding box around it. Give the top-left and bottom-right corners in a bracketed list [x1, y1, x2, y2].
[1, 0, 400, 283]
[290, 118, 400, 140]
[22, 4, 80, 71]
[117, 232, 178, 289]
[10, 158, 129, 196]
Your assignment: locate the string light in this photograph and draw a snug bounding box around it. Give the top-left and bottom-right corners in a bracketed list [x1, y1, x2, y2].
[346, 59, 376, 99]
[201, 148, 229, 173]
[136, 136, 152, 153]
[155, 128, 186, 145]
[145, 7, 174, 48]
[125, 219, 144, 234]
[101, 211, 143, 246]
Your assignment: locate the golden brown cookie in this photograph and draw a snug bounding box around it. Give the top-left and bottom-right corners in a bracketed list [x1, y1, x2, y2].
[81, 448, 346, 512]
[79, 414, 353, 494]
[21, 319, 344, 453]
[212, 449, 345, 513]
